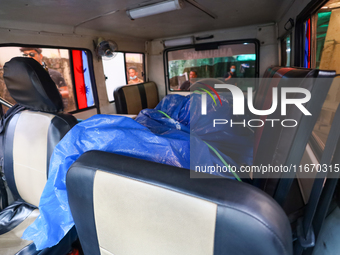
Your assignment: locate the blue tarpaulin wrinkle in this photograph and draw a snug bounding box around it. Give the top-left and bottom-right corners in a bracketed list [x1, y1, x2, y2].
[22, 93, 253, 250]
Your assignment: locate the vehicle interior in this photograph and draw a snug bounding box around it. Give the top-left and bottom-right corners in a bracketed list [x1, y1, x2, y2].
[0, 0, 340, 254]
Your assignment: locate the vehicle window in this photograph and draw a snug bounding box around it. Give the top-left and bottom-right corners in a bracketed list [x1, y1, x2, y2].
[0, 46, 96, 113]
[102, 52, 145, 102]
[166, 42, 258, 91]
[281, 34, 292, 67]
[300, 0, 340, 150]
[315, 11, 331, 68]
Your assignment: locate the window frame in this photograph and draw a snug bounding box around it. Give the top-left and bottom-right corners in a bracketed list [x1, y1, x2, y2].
[294, 0, 329, 67]
[295, 0, 337, 160]
[280, 31, 293, 67]
[104, 51, 146, 103]
[163, 39, 260, 94]
[0, 43, 100, 114]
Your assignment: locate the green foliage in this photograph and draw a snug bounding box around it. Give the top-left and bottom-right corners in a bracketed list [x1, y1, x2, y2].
[168, 55, 255, 79]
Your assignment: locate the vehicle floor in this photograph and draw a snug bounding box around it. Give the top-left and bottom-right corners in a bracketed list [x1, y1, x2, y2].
[313, 205, 340, 254]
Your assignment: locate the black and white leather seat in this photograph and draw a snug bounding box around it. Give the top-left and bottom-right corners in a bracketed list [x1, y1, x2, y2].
[114, 81, 159, 114]
[0, 57, 78, 254]
[67, 150, 293, 255]
[252, 67, 335, 210]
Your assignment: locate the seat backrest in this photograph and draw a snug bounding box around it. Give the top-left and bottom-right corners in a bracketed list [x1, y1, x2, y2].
[67, 150, 293, 255]
[3, 57, 78, 207]
[252, 66, 335, 202]
[114, 81, 159, 114]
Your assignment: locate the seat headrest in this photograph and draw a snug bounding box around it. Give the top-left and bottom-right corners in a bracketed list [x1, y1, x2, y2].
[3, 57, 64, 113]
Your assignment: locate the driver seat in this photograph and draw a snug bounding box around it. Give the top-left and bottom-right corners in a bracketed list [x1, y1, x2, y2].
[0, 57, 78, 254]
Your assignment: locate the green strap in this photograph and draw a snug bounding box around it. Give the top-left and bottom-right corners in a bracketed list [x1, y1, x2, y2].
[157, 110, 241, 181]
[203, 141, 242, 182]
[157, 110, 171, 119]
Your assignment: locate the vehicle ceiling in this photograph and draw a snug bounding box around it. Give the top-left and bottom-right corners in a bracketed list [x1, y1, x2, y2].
[0, 0, 291, 40]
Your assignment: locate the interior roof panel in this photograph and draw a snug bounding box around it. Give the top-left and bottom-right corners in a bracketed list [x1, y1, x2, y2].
[0, 0, 288, 39]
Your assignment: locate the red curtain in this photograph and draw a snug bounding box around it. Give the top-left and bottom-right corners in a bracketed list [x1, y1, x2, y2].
[72, 50, 87, 109]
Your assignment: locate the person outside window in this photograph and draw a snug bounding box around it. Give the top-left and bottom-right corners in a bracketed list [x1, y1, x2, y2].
[179, 70, 198, 91]
[224, 65, 237, 86]
[224, 65, 237, 81]
[128, 66, 143, 85]
[20, 47, 69, 106]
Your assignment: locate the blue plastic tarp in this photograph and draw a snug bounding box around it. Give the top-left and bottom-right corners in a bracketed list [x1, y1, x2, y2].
[22, 93, 253, 250]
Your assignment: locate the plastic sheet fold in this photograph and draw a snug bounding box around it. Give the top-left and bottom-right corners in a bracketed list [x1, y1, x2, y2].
[22, 93, 253, 250]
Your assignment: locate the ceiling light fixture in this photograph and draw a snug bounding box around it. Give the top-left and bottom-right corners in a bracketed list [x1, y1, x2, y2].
[126, 0, 184, 20]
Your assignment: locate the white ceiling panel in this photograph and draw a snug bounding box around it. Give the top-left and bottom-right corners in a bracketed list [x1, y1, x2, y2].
[0, 0, 289, 39]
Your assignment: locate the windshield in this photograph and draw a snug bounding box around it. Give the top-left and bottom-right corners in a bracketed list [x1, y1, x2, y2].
[167, 42, 258, 91]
